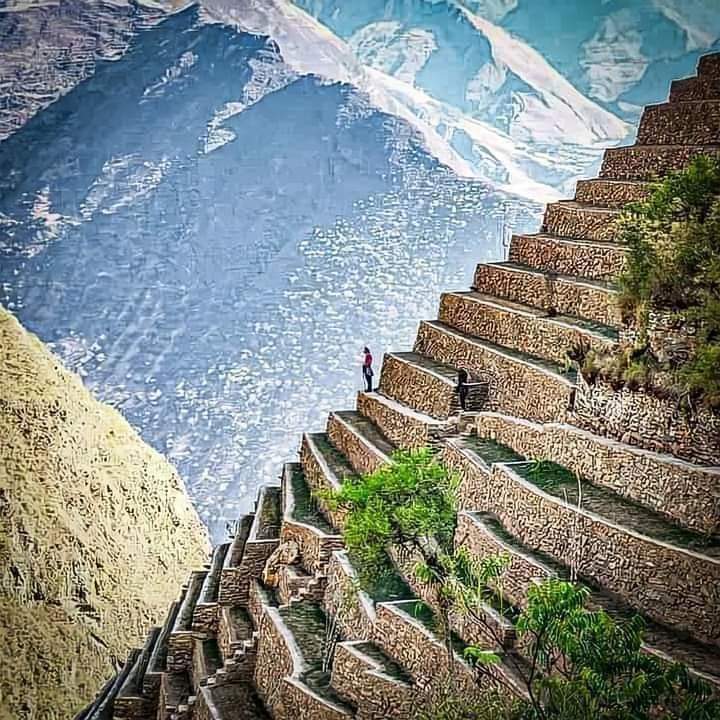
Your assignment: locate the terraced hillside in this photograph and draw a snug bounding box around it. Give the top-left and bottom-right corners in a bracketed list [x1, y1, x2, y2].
[77, 53, 720, 720]
[0, 308, 210, 720]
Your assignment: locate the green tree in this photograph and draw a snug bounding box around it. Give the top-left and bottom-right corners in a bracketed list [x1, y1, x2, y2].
[607, 154, 720, 407]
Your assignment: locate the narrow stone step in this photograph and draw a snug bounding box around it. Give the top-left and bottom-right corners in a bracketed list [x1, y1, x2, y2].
[356, 390, 456, 450]
[439, 291, 617, 366]
[699, 52, 720, 80]
[300, 432, 358, 531]
[379, 351, 486, 419]
[473, 261, 622, 327]
[443, 436, 720, 646]
[144, 601, 180, 697]
[327, 410, 395, 477]
[542, 200, 621, 242]
[250, 485, 282, 542]
[275, 600, 355, 716]
[456, 510, 720, 689]
[508, 232, 626, 281]
[168, 570, 207, 672]
[197, 681, 271, 720]
[637, 100, 720, 145]
[193, 542, 230, 633]
[600, 143, 720, 181]
[158, 670, 192, 719]
[474, 411, 720, 536]
[111, 629, 161, 718]
[414, 320, 576, 424]
[281, 462, 344, 575]
[670, 75, 720, 103]
[574, 178, 651, 208]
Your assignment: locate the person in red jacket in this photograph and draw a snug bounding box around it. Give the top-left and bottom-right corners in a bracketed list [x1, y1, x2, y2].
[362, 347, 373, 392]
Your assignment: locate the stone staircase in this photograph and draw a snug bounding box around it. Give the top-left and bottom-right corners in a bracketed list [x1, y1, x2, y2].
[77, 52, 720, 719]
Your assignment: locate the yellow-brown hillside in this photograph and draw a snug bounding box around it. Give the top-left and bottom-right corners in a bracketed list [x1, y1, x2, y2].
[0, 307, 210, 720]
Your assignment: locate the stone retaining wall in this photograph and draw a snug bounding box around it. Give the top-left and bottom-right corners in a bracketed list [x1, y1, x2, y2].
[508, 234, 625, 280]
[299, 435, 348, 531]
[637, 101, 720, 145]
[327, 413, 387, 477]
[379, 354, 456, 420]
[281, 518, 344, 576]
[219, 540, 279, 606]
[323, 552, 375, 642]
[356, 392, 454, 450]
[253, 609, 295, 714]
[438, 292, 616, 365]
[373, 603, 490, 703]
[475, 412, 720, 535]
[331, 642, 416, 720]
[543, 203, 619, 242]
[414, 321, 575, 424]
[254, 606, 351, 720]
[442, 442, 720, 646]
[166, 632, 195, 673]
[455, 512, 551, 609]
[600, 145, 720, 181]
[574, 179, 651, 208]
[570, 376, 720, 466]
[473, 263, 622, 327]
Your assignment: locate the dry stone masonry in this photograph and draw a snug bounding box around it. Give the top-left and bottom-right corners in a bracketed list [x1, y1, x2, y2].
[77, 53, 720, 720]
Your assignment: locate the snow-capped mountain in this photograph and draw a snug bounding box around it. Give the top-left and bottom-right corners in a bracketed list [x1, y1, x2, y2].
[0, 5, 539, 539]
[2, 0, 718, 539]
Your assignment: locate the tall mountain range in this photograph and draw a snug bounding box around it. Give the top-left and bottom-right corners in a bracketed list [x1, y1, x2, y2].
[0, 0, 717, 541]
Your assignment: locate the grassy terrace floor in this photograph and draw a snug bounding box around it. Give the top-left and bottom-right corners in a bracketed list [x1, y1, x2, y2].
[473, 513, 720, 683]
[390, 351, 460, 382]
[350, 552, 415, 604]
[310, 433, 359, 485]
[514, 461, 720, 556]
[352, 642, 413, 685]
[278, 601, 353, 709]
[455, 435, 524, 467]
[552, 313, 620, 340]
[289, 465, 335, 534]
[334, 411, 396, 457]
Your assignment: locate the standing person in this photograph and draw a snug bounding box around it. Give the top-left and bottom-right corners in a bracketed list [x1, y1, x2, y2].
[456, 367, 469, 411]
[362, 347, 374, 392]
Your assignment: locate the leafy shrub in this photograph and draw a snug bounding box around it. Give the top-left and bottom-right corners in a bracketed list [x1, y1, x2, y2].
[320, 447, 458, 586]
[588, 155, 720, 407]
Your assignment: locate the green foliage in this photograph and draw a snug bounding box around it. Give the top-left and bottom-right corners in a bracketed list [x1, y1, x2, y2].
[454, 578, 720, 720]
[612, 155, 720, 407]
[322, 447, 458, 586]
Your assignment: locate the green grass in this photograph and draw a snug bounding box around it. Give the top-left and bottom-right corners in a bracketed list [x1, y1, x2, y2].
[353, 642, 413, 684]
[290, 466, 335, 534]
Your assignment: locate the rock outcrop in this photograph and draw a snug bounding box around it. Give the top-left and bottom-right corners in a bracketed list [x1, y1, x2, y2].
[77, 52, 720, 720]
[0, 308, 210, 720]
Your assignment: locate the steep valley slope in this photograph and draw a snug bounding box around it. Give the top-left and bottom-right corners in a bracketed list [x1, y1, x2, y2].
[0, 307, 210, 720]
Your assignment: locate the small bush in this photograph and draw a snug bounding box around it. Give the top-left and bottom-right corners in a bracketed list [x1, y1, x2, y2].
[590, 155, 720, 408]
[321, 447, 458, 586]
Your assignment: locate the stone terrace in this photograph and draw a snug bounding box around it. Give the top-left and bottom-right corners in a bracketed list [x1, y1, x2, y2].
[77, 53, 720, 720]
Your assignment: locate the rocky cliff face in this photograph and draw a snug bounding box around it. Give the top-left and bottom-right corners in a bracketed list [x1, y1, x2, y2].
[0, 307, 210, 720]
